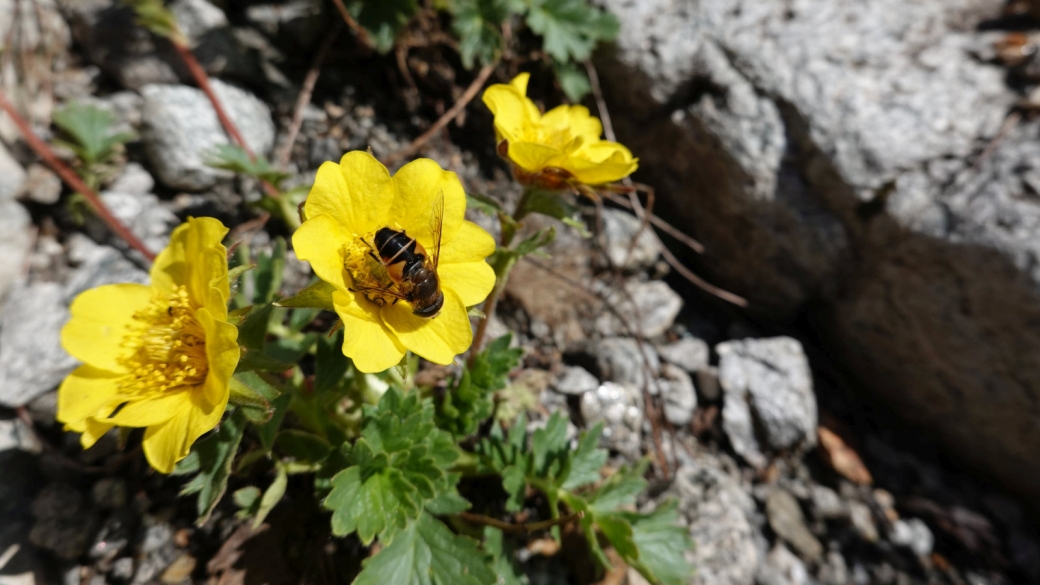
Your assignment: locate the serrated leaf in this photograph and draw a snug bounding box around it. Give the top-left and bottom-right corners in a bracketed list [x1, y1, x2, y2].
[501, 465, 526, 513]
[275, 279, 336, 311]
[451, 0, 523, 68]
[206, 144, 292, 187]
[560, 421, 606, 490]
[513, 226, 556, 257]
[620, 502, 694, 585]
[437, 333, 521, 438]
[525, 0, 619, 63]
[589, 460, 648, 515]
[354, 512, 495, 585]
[173, 411, 248, 525]
[254, 464, 288, 528]
[531, 411, 569, 478]
[553, 59, 592, 102]
[53, 102, 135, 166]
[517, 187, 580, 223]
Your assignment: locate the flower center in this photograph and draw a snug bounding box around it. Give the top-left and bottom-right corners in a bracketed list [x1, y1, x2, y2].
[343, 235, 399, 306]
[117, 285, 207, 394]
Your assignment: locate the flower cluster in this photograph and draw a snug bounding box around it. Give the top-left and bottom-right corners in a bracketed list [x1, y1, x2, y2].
[482, 72, 638, 191]
[58, 217, 239, 473]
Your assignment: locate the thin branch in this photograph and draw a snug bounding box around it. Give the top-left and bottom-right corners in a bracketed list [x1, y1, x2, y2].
[0, 89, 156, 261]
[381, 62, 497, 166]
[457, 511, 584, 534]
[602, 189, 704, 254]
[276, 22, 342, 168]
[172, 42, 252, 157]
[329, 0, 372, 48]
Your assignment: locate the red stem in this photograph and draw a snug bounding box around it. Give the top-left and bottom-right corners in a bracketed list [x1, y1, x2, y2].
[0, 89, 156, 262]
[173, 42, 253, 158]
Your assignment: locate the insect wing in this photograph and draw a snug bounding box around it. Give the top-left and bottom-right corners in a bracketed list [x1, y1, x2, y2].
[429, 190, 445, 270]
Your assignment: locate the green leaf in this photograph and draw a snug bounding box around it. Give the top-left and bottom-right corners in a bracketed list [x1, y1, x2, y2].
[588, 460, 647, 515]
[122, 0, 183, 40]
[451, 0, 524, 68]
[553, 59, 592, 102]
[525, 0, 619, 63]
[483, 527, 528, 585]
[254, 238, 287, 304]
[437, 334, 522, 438]
[253, 464, 288, 528]
[324, 388, 461, 544]
[257, 393, 292, 452]
[619, 502, 693, 585]
[516, 187, 579, 223]
[560, 421, 606, 490]
[274, 430, 332, 465]
[237, 302, 274, 350]
[354, 512, 495, 585]
[174, 411, 248, 524]
[275, 279, 336, 311]
[233, 486, 261, 518]
[228, 371, 280, 424]
[513, 226, 556, 257]
[465, 192, 503, 215]
[205, 144, 291, 187]
[314, 330, 348, 393]
[52, 102, 135, 166]
[345, 0, 419, 53]
[235, 349, 294, 374]
[531, 411, 569, 478]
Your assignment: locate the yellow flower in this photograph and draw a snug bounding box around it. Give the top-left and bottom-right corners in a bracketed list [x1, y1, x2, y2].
[292, 152, 496, 373]
[57, 217, 240, 474]
[482, 72, 638, 189]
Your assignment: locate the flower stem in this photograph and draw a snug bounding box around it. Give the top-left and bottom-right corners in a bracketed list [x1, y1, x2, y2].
[467, 224, 519, 367]
[0, 89, 156, 262]
[456, 510, 584, 534]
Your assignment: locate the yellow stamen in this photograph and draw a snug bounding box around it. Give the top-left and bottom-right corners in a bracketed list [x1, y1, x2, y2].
[343, 235, 399, 306]
[118, 285, 207, 394]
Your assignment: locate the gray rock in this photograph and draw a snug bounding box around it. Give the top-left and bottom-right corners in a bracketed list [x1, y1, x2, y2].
[668, 455, 759, 585]
[81, 91, 144, 135]
[245, 0, 326, 48]
[97, 190, 178, 253]
[141, 80, 275, 191]
[657, 362, 697, 426]
[592, 336, 660, 389]
[0, 283, 77, 407]
[579, 382, 643, 458]
[64, 234, 149, 301]
[601, 208, 659, 270]
[63, 0, 185, 90]
[765, 489, 823, 561]
[111, 557, 135, 581]
[553, 366, 599, 396]
[756, 544, 810, 585]
[848, 501, 878, 543]
[30, 483, 100, 560]
[108, 162, 155, 195]
[0, 140, 26, 202]
[0, 200, 32, 301]
[92, 478, 129, 509]
[695, 365, 721, 401]
[809, 485, 846, 520]
[169, 0, 228, 41]
[597, 0, 1040, 503]
[657, 336, 710, 373]
[596, 280, 682, 337]
[718, 337, 817, 468]
[818, 551, 851, 585]
[0, 418, 41, 453]
[21, 164, 62, 204]
[888, 518, 933, 557]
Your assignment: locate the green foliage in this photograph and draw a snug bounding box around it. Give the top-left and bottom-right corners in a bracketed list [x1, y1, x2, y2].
[450, 0, 525, 68]
[52, 103, 135, 168]
[228, 371, 281, 424]
[324, 387, 464, 544]
[274, 279, 336, 312]
[122, 0, 184, 41]
[525, 0, 619, 63]
[436, 334, 522, 438]
[553, 59, 593, 104]
[206, 145, 291, 187]
[346, 0, 420, 53]
[174, 411, 249, 524]
[354, 512, 495, 585]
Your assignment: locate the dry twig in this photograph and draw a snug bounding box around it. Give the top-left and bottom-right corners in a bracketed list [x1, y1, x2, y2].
[276, 22, 342, 168]
[381, 63, 497, 166]
[0, 89, 156, 261]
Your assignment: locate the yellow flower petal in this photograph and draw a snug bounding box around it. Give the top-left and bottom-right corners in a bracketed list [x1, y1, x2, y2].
[508, 141, 565, 175]
[382, 288, 471, 365]
[291, 213, 353, 293]
[57, 364, 125, 428]
[80, 419, 114, 450]
[61, 283, 152, 371]
[439, 221, 497, 264]
[439, 260, 495, 307]
[151, 217, 229, 309]
[510, 71, 531, 94]
[483, 79, 539, 144]
[389, 158, 466, 246]
[107, 389, 190, 427]
[333, 290, 406, 373]
[542, 105, 602, 143]
[568, 142, 639, 185]
[304, 151, 393, 236]
[142, 393, 226, 474]
[199, 306, 239, 406]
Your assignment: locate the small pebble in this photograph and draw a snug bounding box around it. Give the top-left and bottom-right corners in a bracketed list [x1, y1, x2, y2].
[160, 554, 196, 583]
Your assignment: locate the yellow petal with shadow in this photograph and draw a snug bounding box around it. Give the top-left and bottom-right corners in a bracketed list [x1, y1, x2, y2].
[382, 288, 471, 365]
[304, 151, 393, 236]
[61, 284, 152, 371]
[332, 289, 407, 373]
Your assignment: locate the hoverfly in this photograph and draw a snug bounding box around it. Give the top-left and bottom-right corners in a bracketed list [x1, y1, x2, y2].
[352, 192, 445, 318]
